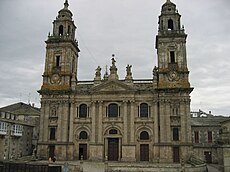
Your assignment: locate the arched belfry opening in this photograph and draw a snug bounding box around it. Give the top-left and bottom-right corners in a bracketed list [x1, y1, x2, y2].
[68, 25, 71, 35]
[59, 25, 64, 36]
[168, 19, 174, 30]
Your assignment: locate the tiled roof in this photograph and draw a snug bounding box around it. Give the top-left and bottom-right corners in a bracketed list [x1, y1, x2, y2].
[191, 116, 229, 126]
[0, 102, 40, 116]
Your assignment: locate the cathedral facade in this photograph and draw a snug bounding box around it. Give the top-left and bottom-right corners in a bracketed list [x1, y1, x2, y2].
[38, 0, 193, 163]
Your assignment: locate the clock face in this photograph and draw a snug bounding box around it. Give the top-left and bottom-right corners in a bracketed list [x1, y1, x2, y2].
[51, 74, 61, 84]
[168, 71, 179, 81]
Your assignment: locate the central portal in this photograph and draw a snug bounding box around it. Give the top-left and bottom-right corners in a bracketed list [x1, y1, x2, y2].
[79, 144, 87, 160]
[108, 138, 119, 161]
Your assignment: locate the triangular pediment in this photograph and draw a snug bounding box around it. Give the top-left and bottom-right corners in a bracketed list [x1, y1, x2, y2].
[90, 80, 134, 93]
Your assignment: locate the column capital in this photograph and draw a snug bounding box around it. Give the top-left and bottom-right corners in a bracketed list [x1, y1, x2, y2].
[129, 99, 135, 103]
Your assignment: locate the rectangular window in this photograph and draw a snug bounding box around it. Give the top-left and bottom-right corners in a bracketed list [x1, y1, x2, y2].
[50, 128, 56, 140]
[56, 56, 60, 67]
[140, 103, 149, 118]
[0, 122, 7, 135]
[170, 51, 175, 63]
[108, 104, 118, 118]
[194, 131, 199, 143]
[173, 128, 179, 141]
[208, 131, 212, 143]
[11, 124, 23, 136]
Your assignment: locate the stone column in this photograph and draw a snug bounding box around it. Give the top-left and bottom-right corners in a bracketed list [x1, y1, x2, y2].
[57, 102, 62, 142]
[69, 102, 74, 142]
[62, 102, 69, 142]
[153, 101, 158, 143]
[105, 138, 108, 160]
[39, 101, 45, 141]
[119, 138, 122, 161]
[98, 101, 103, 143]
[186, 99, 192, 143]
[180, 100, 186, 142]
[123, 101, 128, 144]
[159, 100, 165, 142]
[130, 100, 135, 143]
[91, 101, 96, 143]
[44, 102, 49, 142]
[165, 100, 171, 142]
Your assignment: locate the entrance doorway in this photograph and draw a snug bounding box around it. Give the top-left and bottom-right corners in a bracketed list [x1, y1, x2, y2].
[173, 147, 180, 163]
[79, 144, 87, 160]
[140, 144, 149, 161]
[49, 145, 55, 158]
[204, 151, 212, 163]
[108, 138, 119, 161]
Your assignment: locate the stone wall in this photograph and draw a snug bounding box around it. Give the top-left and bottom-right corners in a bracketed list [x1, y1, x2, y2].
[107, 163, 207, 172]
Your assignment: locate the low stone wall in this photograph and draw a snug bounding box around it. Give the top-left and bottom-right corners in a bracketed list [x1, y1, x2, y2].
[0, 160, 82, 172]
[106, 163, 207, 172]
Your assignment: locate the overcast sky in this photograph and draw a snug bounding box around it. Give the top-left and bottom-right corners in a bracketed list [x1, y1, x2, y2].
[0, 0, 229, 116]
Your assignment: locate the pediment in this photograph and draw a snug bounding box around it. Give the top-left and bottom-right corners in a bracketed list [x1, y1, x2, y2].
[90, 80, 134, 93]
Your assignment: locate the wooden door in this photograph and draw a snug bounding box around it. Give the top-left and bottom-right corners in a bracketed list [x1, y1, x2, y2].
[140, 144, 149, 161]
[173, 147, 180, 163]
[49, 145, 55, 158]
[79, 144, 87, 160]
[108, 138, 119, 161]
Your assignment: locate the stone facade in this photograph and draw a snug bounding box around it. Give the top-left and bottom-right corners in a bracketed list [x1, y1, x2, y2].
[38, 0, 194, 163]
[0, 102, 40, 160]
[191, 110, 229, 165]
[217, 119, 230, 172]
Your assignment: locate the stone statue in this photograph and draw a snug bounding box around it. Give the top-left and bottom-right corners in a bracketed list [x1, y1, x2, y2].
[153, 66, 158, 79]
[126, 64, 132, 76]
[111, 57, 116, 66]
[95, 66, 101, 77]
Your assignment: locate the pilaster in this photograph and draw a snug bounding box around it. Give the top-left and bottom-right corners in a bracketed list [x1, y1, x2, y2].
[153, 101, 158, 143]
[39, 102, 45, 141]
[98, 101, 103, 143]
[130, 100, 135, 143]
[165, 100, 171, 142]
[69, 102, 74, 142]
[123, 101, 128, 144]
[44, 103, 49, 142]
[57, 103, 62, 142]
[91, 101, 96, 143]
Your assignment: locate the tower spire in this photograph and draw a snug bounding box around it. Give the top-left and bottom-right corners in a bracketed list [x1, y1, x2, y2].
[64, 0, 69, 9]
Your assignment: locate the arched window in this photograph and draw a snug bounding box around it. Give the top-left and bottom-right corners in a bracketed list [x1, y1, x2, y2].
[168, 19, 174, 30]
[140, 103, 148, 118]
[59, 25, 64, 36]
[68, 25, 71, 35]
[108, 103, 118, 118]
[140, 131, 149, 140]
[79, 104, 87, 118]
[79, 131, 88, 139]
[109, 129, 118, 134]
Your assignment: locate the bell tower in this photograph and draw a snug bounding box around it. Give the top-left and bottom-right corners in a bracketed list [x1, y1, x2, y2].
[38, 0, 80, 160]
[41, 0, 80, 91]
[155, 0, 193, 163]
[156, 0, 190, 89]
